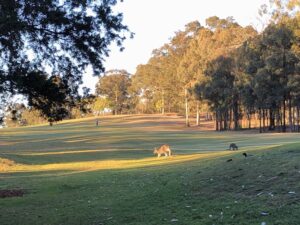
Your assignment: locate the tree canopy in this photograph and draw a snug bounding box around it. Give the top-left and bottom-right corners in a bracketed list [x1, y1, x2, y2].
[131, 3, 300, 132]
[95, 69, 132, 115]
[0, 0, 131, 122]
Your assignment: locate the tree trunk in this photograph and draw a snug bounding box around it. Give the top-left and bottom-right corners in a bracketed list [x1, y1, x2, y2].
[292, 106, 296, 132]
[215, 110, 219, 131]
[161, 90, 165, 115]
[276, 109, 280, 131]
[185, 88, 190, 127]
[283, 99, 286, 132]
[233, 100, 239, 130]
[259, 109, 262, 133]
[229, 109, 232, 130]
[247, 112, 251, 129]
[263, 109, 266, 132]
[288, 99, 292, 132]
[297, 106, 300, 132]
[279, 107, 283, 132]
[115, 90, 118, 115]
[269, 108, 275, 130]
[219, 111, 223, 131]
[196, 100, 200, 126]
[223, 111, 228, 131]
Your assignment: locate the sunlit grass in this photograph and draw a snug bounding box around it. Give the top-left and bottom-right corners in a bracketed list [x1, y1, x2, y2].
[1, 151, 234, 174]
[1, 115, 300, 225]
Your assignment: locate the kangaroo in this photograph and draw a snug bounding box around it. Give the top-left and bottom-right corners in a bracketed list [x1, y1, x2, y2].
[153, 144, 172, 158]
[228, 143, 238, 150]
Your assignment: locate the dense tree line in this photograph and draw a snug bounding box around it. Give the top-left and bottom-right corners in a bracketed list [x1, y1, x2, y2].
[129, 0, 300, 132]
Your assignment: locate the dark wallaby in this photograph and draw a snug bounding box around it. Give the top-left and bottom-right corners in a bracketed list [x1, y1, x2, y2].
[228, 143, 238, 150]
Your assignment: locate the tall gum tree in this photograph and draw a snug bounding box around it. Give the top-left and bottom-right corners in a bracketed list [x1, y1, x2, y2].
[95, 70, 131, 115]
[183, 17, 257, 130]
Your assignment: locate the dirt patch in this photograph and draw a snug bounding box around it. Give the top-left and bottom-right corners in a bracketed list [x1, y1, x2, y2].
[0, 157, 16, 171]
[0, 189, 25, 198]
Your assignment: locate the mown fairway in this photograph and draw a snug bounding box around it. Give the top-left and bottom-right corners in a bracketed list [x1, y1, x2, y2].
[0, 115, 300, 225]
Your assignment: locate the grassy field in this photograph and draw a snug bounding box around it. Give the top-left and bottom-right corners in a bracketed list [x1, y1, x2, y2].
[0, 114, 300, 225]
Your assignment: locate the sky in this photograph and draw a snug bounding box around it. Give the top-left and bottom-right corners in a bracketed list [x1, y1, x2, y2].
[82, 0, 269, 93]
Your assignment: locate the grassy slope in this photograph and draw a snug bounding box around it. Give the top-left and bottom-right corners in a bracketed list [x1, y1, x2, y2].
[0, 115, 300, 225]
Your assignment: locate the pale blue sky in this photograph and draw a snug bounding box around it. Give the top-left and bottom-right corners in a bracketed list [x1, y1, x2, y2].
[83, 0, 269, 92]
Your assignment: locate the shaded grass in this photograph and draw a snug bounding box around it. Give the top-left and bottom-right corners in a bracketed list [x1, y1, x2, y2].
[0, 115, 300, 224]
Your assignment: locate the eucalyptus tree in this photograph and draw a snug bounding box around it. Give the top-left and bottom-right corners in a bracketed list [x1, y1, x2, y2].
[256, 24, 297, 131]
[95, 70, 131, 115]
[173, 21, 202, 126]
[288, 74, 300, 131]
[133, 48, 176, 114]
[177, 26, 210, 126]
[188, 17, 256, 130]
[133, 21, 201, 117]
[202, 56, 236, 131]
[236, 21, 299, 132]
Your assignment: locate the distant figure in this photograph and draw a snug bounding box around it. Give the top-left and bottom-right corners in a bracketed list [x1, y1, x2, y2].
[226, 158, 233, 162]
[153, 144, 172, 158]
[96, 119, 100, 127]
[243, 152, 248, 158]
[228, 143, 238, 150]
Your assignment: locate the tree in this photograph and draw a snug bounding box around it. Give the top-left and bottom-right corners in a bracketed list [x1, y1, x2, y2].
[202, 56, 236, 131]
[206, 16, 239, 30]
[21, 108, 48, 126]
[91, 97, 110, 116]
[96, 70, 131, 115]
[0, 0, 131, 121]
[71, 88, 95, 118]
[15, 71, 74, 124]
[235, 21, 299, 132]
[188, 18, 256, 129]
[133, 45, 183, 115]
[5, 103, 26, 127]
[169, 21, 202, 126]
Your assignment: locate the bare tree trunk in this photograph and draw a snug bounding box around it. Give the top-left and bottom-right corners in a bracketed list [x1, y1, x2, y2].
[282, 47, 287, 132]
[269, 108, 275, 130]
[247, 112, 251, 129]
[196, 100, 200, 126]
[161, 90, 165, 115]
[115, 90, 118, 115]
[221, 113, 223, 131]
[297, 106, 300, 132]
[279, 107, 283, 132]
[233, 101, 239, 130]
[292, 106, 296, 132]
[288, 99, 292, 132]
[259, 109, 262, 133]
[215, 111, 219, 131]
[229, 109, 232, 130]
[263, 109, 266, 131]
[185, 88, 190, 127]
[223, 111, 228, 131]
[283, 100, 286, 132]
[275, 109, 279, 131]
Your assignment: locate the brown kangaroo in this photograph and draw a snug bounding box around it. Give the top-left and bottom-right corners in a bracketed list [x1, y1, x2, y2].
[153, 144, 172, 158]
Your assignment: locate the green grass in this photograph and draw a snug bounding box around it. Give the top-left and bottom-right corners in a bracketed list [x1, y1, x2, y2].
[0, 115, 300, 225]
